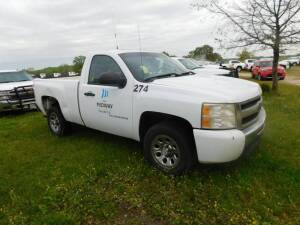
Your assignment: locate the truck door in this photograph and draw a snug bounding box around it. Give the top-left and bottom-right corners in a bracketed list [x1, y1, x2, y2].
[78, 55, 133, 139]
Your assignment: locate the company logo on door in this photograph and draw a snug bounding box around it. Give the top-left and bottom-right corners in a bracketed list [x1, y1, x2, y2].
[101, 89, 109, 98]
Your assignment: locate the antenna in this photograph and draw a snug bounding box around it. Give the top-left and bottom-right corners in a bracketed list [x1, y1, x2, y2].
[137, 24, 142, 52]
[137, 24, 143, 66]
[114, 32, 119, 50]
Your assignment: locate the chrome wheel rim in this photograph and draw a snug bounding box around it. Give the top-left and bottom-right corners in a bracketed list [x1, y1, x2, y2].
[151, 135, 180, 170]
[49, 112, 60, 133]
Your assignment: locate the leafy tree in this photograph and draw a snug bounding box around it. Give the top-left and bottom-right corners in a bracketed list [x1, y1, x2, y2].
[193, 0, 300, 91]
[73, 56, 86, 73]
[238, 49, 255, 61]
[187, 45, 223, 61]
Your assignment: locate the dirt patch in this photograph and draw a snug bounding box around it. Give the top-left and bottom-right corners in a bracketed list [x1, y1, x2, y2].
[284, 76, 300, 86]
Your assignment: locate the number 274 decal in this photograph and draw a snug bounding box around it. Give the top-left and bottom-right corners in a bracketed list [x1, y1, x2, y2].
[133, 85, 149, 93]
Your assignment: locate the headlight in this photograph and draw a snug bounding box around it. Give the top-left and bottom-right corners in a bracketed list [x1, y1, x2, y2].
[201, 103, 237, 129]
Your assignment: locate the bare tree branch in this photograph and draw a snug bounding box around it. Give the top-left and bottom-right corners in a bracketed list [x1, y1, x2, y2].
[193, 0, 300, 91]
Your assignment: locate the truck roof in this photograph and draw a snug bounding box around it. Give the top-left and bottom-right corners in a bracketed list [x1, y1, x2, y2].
[88, 50, 158, 57]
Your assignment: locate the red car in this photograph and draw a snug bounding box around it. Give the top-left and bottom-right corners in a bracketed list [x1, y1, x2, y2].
[252, 60, 287, 80]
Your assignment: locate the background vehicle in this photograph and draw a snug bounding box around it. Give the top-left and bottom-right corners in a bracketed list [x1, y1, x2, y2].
[244, 59, 256, 71]
[220, 60, 245, 72]
[0, 70, 35, 112]
[173, 57, 238, 78]
[279, 60, 291, 69]
[35, 51, 266, 175]
[287, 57, 300, 66]
[251, 60, 286, 80]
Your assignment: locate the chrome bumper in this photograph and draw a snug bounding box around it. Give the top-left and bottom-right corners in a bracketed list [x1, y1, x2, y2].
[0, 100, 36, 112]
[0, 85, 35, 112]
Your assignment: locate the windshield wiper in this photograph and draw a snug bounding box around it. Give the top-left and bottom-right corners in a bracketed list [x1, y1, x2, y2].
[144, 73, 180, 82]
[144, 71, 195, 82]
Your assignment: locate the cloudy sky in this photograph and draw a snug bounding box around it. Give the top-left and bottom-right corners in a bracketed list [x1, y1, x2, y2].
[0, 0, 226, 69]
[0, 0, 298, 70]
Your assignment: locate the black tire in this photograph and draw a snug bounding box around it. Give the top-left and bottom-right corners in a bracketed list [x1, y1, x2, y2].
[236, 66, 242, 72]
[47, 106, 71, 136]
[143, 121, 196, 175]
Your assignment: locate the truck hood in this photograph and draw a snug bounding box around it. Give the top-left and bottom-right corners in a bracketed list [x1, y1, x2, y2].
[0, 81, 33, 91]
[193, 68, 230, 75]
[152, 75, 261, 102]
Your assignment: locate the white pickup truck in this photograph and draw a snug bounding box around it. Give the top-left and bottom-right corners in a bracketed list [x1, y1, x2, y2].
[35, 51, 266, 175]
[221, 60, 245, 72]
[0, 70, 35, 112]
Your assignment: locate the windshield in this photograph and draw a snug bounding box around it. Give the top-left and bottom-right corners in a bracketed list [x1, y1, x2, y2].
[0, 71, 32, 83]
[178, 58, 201, 70]
[119, 52, 188, 82]
[259, 61, 273, 67]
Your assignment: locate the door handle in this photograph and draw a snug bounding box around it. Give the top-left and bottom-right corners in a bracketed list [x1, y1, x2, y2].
[84, 91, 95, 97]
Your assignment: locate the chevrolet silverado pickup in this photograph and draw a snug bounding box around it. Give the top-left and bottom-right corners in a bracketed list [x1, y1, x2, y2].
[0, 70, 35, 112]
[34, 51, 266, 175]
[172, 57, 238, 78]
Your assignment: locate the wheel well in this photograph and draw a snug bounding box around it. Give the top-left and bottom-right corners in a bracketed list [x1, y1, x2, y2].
[139, 112, 194, 142]
[41, 96, 60, 115]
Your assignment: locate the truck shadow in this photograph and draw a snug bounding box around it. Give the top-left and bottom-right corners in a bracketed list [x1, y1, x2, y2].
[70, 124, 251, 176]
[0, 110, 36, 118]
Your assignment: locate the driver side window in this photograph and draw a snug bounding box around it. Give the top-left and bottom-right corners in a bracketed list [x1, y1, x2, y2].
[88, 55, 124, 85]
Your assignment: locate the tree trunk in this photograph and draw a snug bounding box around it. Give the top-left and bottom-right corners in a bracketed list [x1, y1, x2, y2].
[272, 48, 279, 91]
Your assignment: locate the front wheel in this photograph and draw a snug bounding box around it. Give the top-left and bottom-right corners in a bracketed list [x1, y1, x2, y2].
[143, 122, 196, 175]
[47, 106, 71, 136]
[236, 67, 242, 73]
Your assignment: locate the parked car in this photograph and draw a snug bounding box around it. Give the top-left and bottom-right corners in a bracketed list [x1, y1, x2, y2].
[251, 60, 287, 80]
[279, 60, 291, 69]
[191, 59, 223, 69]
[53, 73, 62, 78]
[34, 51, 266, 175]
[0, 70, 35, 112]
[173, 57, 238, 78]
[244, 59, 256, 71]
[287, 57, 300, 66]
[69, 72, 79, 77]
[220, 60, 245, 72]
[40, 73, 47, 79]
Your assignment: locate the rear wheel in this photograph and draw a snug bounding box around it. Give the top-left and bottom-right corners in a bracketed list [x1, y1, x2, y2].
[47, 106, 71, 136]
[236, 67, 242, 73]
[143, 122, 196, 175]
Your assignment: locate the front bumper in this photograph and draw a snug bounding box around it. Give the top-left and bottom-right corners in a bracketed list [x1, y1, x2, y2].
[193, 108, 266, 163]
[0, 100, 36, 112]
[0, 85, 36, 112]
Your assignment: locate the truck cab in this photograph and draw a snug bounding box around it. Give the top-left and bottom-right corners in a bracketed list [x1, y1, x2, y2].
[34, 51, 266, 175]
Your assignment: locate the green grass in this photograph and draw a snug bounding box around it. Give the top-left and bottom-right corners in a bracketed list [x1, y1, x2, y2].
[287, 65, 300, 79]
[0, 84, 300, 225]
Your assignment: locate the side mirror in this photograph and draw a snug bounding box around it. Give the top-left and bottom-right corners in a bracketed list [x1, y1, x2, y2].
[97, 72, 127, 89]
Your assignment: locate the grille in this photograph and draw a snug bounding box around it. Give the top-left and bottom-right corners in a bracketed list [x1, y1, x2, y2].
[7, 85, 35, 109]
[238, 96, 262, 129]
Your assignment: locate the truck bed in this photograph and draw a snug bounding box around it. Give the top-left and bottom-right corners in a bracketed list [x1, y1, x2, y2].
[34, 78, 84, 125]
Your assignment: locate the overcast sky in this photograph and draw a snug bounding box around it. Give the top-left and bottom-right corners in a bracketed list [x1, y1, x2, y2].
[0, 0, 298, 70]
